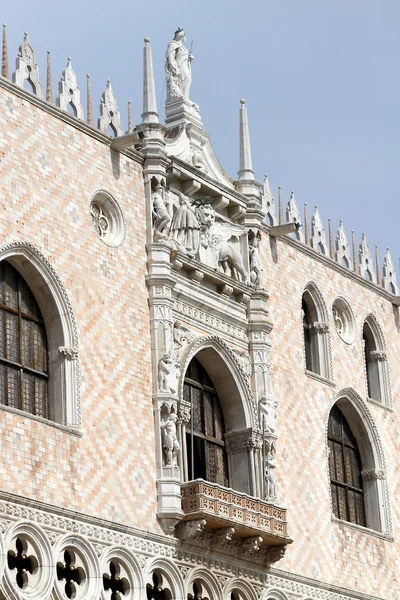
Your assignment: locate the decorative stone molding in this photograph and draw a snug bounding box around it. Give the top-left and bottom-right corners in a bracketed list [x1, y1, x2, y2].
[174, 299, 248, 342]
[362, 469, 387, 481]
[58, 346, 78, 360]
[90, 189, 126, 247]
[311, 321, 329, 333]
[262, 175, 278, 227]
[382, 248, 399, 294]
[240, 536, 263, 557]
[310, 206, 329, 255]
[56, 58, 84, 119]
[12, 32, 43, 97]
[213, 527, 235, 548]
[332, 297, 356, 345]
[98, 79, 124, 137]
[369, 350, 388, 362]
[286, 191, 305, 242]
[225, 428, 262, 454]
[175, 519, 206, 542]
[231, 348, 252, 378]
[359, 234, 376, 283]
[335, 221, 353, 269]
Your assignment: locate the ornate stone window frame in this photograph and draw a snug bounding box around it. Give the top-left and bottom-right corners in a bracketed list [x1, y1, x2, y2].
[0, 242, 81, 429]
[325, 388, 393, 536]
[301, 282, 333, 384]
[362, 313, 392, 410]
[144, 557, 185, 600]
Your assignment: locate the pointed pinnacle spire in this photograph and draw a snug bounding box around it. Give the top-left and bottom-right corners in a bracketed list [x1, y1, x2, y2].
[2, 23, 9, 78]
[304, 203, 310, 245]
[86, 74, 92, 125]
[128, 100, 133, 133]
[328, 219, 334, 259]
[46, 51, 52, 102]
[375, 246, 382, 286]
[237, 99, 255, 182]
[278, 186, 283, 225]
[352, 230, 359, 274]
[142, 37, 159, 124]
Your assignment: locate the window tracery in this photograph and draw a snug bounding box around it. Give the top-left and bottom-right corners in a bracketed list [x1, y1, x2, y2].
[184, 357, 228, 487]
[362, 316, 391, 407]
[0, 261, 48, 418]
[301, 284, 331, 381]
[328, 404, 365, 526]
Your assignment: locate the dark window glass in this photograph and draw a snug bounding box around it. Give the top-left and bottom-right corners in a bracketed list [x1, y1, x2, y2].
[328, 404, 365, 526]
[184, 357, 228, 487]
[0, 261, 48, 417]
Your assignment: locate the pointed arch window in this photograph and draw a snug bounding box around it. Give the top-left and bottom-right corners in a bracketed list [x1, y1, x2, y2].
[363, 318, 391, 407]
[328, 404, 365, 526]
[184, 357, 228, 487]
[0, 261, 48, 417]
[302, 286, 331, 380]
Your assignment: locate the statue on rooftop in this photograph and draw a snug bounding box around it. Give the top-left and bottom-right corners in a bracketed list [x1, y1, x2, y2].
[165, 28, 193, 101]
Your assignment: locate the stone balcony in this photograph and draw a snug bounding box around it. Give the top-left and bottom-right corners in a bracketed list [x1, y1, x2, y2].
[181, 480, 291, 550]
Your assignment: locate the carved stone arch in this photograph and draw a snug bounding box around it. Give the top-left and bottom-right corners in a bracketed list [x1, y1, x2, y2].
[223, 578, 258, 600]
[261, 589, 290, 600]
[185, 567, 222, 600]
[301, 281, 333, 381]
[179, 335, 257, 430]
[326, 387, 392, 534]
[361, 313, 392, 408]
[0, 241, 81, 427]
[144, 557, 185, 600]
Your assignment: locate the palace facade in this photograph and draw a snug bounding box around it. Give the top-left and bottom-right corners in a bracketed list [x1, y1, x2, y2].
[0, 24, 398, 600]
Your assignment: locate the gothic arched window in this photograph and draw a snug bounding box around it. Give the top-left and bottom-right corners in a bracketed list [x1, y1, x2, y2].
[0, 261, 48, 417]
[328, 404, 365, 526]
[184, 357, 228, 487]
[362, 317, 390, 407]
[302, 285, 331, 380]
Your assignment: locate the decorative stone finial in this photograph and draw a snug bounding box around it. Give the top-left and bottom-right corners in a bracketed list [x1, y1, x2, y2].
[46, 51, 52, 103]
[335, 221, 352, 269]
[128, 100, 133, 133]
[278, 186, 283, 225]
[12, 32, 43, 97]
[286, 191, 305, 242]
[142, 36, 159, 125]
[304, 203, 310, 245]
[240, 98, 246, 105]
[262, 175, 278, 226]
[2, 22, 9, 79]
[86, 74, 93, 125]
[56, 58, 84, 120]
[310, 206, 328, 254]
[351, 230, 359, 274]
[98, 79, 124, 137]
[382, 248, 399, 294]
[328, 219, 334, 259]
[144, 37, 150, 44]
[359, 233, 377, 283]
[375, 246, 382, 286]
[237, 98, 255, 187]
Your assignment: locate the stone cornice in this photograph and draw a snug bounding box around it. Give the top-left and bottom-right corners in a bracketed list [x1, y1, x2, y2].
[0, 75, 143, 164]
[263, 223, 396, 302]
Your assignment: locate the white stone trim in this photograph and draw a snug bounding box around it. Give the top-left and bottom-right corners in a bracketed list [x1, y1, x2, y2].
[301, 281, 333, 382]
[223, 577, 259, 600]
[100, 545, 145, 600]
[0, 241, 81, 427]
[143, 556, 185, 600]
[53, 533, 101, 600]
[361, 312, 392, 409]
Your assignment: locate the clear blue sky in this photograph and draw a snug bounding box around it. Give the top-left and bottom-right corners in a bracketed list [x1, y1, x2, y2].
[3, 1, 399, 271]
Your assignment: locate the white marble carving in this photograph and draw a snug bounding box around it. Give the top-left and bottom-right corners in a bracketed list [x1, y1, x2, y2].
[12, 32, 43, 97]
[160, 405, 180, 466]
[265, 451, 277, 500]
[158, 354, 177, 395]
[259, 396, 278, 434]
[382, 248, 399, 294]
[196, 204, 249, 283]
[262, 175, 278, 226]
[310, 206, 329, 255]
[98, 79, 124, 137]
[169, 193, 201, 256]
[152, 185, 171, 237]
[165, 28, 193, 101]
[286, 191, 305, 242]
[359, 233, 376, 283]
[335, 220, 352, 269]
[248, 230, 262, 287]
[55, 58, 84, 119]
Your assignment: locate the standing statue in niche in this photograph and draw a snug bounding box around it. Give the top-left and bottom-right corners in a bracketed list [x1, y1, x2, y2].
[259, 396, 278, 433]
[161, 405, 180, 466]
[170, 193, 201, 256]
[158, 354, 177, 395]
[265, 451, 277, 499]
[165, 28, 193, 101]
[248, 230, 263, 287]
[152, 184, 171, 237]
